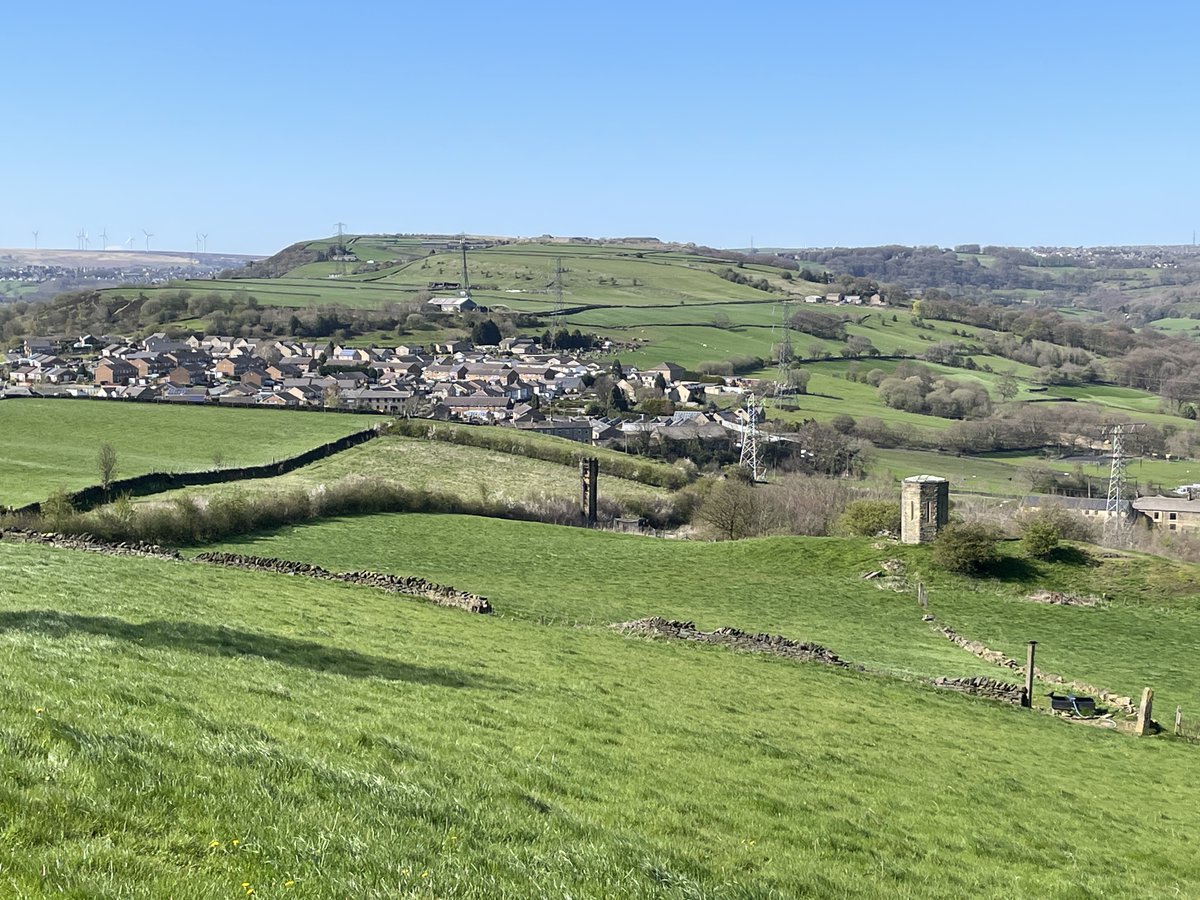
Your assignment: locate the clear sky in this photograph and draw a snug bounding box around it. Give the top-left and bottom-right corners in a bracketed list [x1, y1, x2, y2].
[2, 1, 1197, 254]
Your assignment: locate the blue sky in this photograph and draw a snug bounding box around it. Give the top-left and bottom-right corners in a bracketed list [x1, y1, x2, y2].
[2, 1, 1197, 254]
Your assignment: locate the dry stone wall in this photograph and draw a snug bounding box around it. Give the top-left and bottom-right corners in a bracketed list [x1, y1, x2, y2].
[613, 617, 849, 667]
[931, 676, 1026, 704]
[0, 529, 181, 560]
[930, 618, 1136, 715]
[193, 551, 492, 614]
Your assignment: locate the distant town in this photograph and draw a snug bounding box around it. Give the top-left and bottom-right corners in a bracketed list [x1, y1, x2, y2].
[0, 330, 768, 448]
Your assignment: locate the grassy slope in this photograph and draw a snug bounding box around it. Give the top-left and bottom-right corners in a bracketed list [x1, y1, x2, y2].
[3, 539, 1200, 897]
[0, 400, 384, 507]
[207, 513, 1200, 715]
[137, 434, 670, 509]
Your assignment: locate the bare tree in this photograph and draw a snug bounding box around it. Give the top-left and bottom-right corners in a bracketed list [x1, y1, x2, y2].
[696, 480, 773, 540]
[98, 442, 119, 491]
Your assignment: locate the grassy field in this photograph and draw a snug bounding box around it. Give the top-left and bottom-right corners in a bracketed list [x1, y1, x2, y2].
[0, 400, 384, 507]
[137, 434, 671, 510]
[207, 513, 1200, 715]
[4, 534, 1200, 896]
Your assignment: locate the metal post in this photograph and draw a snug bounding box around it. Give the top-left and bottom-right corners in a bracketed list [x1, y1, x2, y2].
[1022, 641, 1037, 708]
[1176, 705, 1183, 737]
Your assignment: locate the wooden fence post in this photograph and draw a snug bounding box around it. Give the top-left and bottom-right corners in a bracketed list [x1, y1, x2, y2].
[1022, 641, 1037, 709]
[1175, 706, 1183, 737]
[1136, 687, 1154, 736]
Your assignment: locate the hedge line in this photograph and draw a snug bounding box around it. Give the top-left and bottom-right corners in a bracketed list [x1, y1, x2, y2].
[384, 420, 692, 490]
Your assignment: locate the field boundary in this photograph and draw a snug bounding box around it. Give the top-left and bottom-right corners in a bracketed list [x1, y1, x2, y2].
[11, 426, 384, 516]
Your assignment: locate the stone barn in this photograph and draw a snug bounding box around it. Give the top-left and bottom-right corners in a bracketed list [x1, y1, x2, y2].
[901, 475, 949, 544]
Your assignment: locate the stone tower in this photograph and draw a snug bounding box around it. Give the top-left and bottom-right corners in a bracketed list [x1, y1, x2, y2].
[901, 475, 949, 544]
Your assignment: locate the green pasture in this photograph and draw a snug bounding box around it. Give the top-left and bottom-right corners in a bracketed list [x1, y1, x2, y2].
[136, 434, 670, 510]
[1142, 317, 1200, 336]
[868, 446, 1200, 499]
[0, 400, 384, 507]
[4, 540, 1200, 896]
[205, 513, 1200, 716]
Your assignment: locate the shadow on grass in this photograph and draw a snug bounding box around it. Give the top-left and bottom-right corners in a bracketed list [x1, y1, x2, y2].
[0, 609, 491, 688]
[1048, 545, 1097, 567]
[987, 555, 1040, 582]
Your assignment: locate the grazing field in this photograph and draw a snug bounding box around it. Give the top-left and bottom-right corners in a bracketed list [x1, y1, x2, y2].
[0, 400, 384, 507]
[138, 434, 672, 510]
[208, 513, 1200, 715]
[4, 537, 1200, 897]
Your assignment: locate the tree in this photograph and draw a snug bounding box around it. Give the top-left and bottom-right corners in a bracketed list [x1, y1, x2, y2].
[98, 442, 119, 491]
[471, 319, 502, 346]
[932, 523, 1001, 575]
[696, 480, 770, 540]
[837, 500, 901, 537]
[997, 372, 1019, 402]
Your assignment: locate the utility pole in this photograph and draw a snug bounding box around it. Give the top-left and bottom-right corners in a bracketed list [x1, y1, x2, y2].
[739, 394, 765, 482]
[1102, 422, 1145, 544]
[553, 256, 564, 315]
[774, 302, 793, 399]
[334, 222, 347, 275]
[460, 238, 471, 293]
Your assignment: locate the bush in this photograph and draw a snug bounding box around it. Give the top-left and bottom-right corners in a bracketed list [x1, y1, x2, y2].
[837, 500, 901, 537]
[1016, 504, 1095, 544]
[932, 523, 1001, 575]
[1021, 517, 1061, 559]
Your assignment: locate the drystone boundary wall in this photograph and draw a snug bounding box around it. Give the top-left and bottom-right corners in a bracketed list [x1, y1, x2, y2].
[0, 528, 181, 560]
[12, 426, 382, 516]
[930, 676, 1025, 704]
[930, 619, 1136, 714]
[613, 617, 849, 667]
[193, 551, 492, 614]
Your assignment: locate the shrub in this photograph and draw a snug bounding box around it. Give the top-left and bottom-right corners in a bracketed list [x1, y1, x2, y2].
[932, 523, 1001, 575]
[1021, 519, 1060, 559]
[837, 500, 901, 537]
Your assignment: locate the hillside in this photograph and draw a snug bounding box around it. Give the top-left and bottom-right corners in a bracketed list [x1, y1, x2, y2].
[0, 400, 383, 508]
[4, 526, 1200, 896]
[11, 232, 1200, 504]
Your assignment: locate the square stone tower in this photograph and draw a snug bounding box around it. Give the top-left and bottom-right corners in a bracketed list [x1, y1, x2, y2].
[901, 475, 949, 544]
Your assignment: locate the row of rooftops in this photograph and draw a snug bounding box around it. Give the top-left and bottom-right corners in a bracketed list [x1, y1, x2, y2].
[3, 333, 722, 419]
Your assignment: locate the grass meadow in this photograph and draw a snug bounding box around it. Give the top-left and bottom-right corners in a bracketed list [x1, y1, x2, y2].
[136, 434, 672, 511]
[207, 513, 1200, 715]
[0, 400, 383, 507]
[3, 536, 1200, 897]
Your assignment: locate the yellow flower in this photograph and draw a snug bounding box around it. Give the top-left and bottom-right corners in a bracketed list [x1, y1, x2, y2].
[284, 881, 295, 887]
[232, 839, 241, 846]
[242, 883, 250, 888]
[209, 840, 221, 848]
[421, 871, 429, 879]
[35, 708, 44, 715]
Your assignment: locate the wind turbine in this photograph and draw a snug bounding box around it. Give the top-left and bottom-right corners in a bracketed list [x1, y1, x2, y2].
[200, 233, 208, 253]
[195, 232, 201, 255]
[76, 228, 86, 251]
[99, 226, 109, 249]
[125, 236, 135, 250]
[142, 229, 153, 252]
